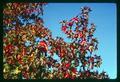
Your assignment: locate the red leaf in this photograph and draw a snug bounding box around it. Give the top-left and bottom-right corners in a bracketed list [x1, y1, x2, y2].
[71, 17, 79, 23]
[38, 41, 48, 51]
[64, 73, 70, 78]
[79, 32, 83, 38]
[71, 68, 77, 74]
[68, 22, 73, 26]
[61, 26, 67, 32]
[65, 63, 70, 68]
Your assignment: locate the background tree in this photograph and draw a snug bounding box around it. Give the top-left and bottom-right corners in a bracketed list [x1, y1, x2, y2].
[3, 3, 109, 79]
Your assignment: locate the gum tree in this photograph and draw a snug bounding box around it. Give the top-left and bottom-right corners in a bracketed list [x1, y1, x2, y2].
[3, 3, 109, 79]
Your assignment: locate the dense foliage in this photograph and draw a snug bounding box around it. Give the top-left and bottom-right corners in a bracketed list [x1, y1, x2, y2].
[3, 3, 109, 79]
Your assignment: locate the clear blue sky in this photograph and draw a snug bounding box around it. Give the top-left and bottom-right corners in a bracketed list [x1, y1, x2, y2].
[42, 3, 117, 79]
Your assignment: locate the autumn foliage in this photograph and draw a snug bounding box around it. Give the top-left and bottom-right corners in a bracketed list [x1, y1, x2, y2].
[3, 3, 109, 79]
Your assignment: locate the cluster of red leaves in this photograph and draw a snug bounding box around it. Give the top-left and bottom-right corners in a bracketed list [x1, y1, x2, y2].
[3, 3, 109, 79]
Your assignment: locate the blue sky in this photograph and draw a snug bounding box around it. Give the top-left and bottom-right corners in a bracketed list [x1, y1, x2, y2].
[42, 3, 117, 79]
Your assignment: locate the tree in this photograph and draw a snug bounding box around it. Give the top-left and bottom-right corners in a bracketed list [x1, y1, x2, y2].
[3, 3, 109, 79]
[3, 3, 50, 79]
